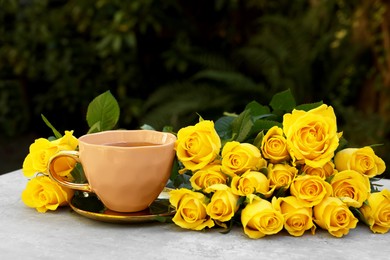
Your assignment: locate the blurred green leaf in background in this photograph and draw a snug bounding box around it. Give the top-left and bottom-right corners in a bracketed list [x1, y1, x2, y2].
[0, 0, 389, 176]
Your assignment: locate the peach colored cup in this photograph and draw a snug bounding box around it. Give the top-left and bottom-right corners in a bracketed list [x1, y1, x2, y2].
[47, 130, 177, 212]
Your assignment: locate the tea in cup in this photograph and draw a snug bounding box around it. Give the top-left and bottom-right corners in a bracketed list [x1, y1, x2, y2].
[47, 130, 177, 212]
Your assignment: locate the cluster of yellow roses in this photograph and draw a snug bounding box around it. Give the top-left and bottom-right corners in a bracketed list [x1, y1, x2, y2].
[21, 131, 78, 213]
[169, 104, 390, 238]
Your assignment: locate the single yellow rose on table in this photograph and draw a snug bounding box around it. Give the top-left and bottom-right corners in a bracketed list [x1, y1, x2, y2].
[290, 175, 333, 207]
[330, 170, 370, 208]
[175, 120, 221, 172]
[190, 164, 227, 191]
[267, 163, 298, 189]
[221, 141, 266, 177]
[283, 104, 340, 168]
[230, 169, 274, 198]
[334, 147, 386, 178]
[241, 195, 284, 239]
[360, 189, 390, 234]
[301, 161, 337, 180]
[260, 126, 290, 163]
[22, 131, 78, 178]
[272, 196, 316, 237]
[204, 184, 239, 223]
[169, 188, 215, 230]
[21, 175, 74, 213]
[314, 197, 358, 237]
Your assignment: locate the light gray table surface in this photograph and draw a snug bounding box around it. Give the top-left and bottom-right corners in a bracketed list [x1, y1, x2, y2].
[1, 169, 390, 260]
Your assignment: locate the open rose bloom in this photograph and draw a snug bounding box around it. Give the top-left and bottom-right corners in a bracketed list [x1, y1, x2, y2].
[21, 131, 78, 212]
[169, 102, 389, 239]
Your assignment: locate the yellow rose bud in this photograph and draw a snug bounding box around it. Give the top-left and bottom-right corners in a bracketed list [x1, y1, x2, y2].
[334, 147, 386, 178]
[241, 196, 284, 239]
[272, 196, 316, 237]
[190, 164, 227, 191]
[21, 175, 74, 213]
[267, 163, 298, 189]
[360, 189, 390, 234]
[283, 104, 340, 168]
[261, 126, 290, 163]
[301, 161, 337, 180]
[330, 170, 370, 208]
[290, 175, 333, 207]
[231, 170, 274, 198]
[169, 188, 214, 230]
[205, 184, 239, 223]
[314, 197, 358, 237]
[221, 141, 266, 176]
[175, 120, 221, 172]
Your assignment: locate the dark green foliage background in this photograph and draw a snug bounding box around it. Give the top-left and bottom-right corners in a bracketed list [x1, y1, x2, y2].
[1, 0, 389, 176]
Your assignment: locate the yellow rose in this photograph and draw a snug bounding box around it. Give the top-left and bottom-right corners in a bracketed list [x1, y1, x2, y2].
[330, 170, 370, 208]
[52, 130, 79, 150]
[21, 175, 74, 213]
[175, 120, 221, 172]
[334, 147, 386, 178]
[314, 197, 358, 237]
[360, 189, 390, 234]
[301, 161, 337, 180]
[50, 157, 77, 181]
[290, 175, 333, 207]
[231, 170, 274, 198]
[272, 196, 315, 237]
[22, 138, 59, 177]
[205, 184, 239, 223]
[241, 195, 284, 239]
[169, 188, 214, 230]
[261, 126, 290, 163]
[221, 141, 266, 176]
[22, 131, 79, 178]
[267, 163, 298, 189]
[190, 164, 227, 191]
[283, 104, 340, 168]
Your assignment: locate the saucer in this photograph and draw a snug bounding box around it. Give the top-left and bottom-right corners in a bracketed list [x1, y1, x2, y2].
[69, 188, 176, 223]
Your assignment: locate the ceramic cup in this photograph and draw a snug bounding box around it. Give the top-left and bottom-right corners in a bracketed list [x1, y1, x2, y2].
[47, 130, 177, 212]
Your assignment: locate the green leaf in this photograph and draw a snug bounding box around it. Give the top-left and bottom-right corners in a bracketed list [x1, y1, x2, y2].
[231, 109, 253, 142]
[41, 114, 62, 139]
[153, 216, 173, 223]
[350, 207, 369, 226]
[169, 157, 180, 184]
[245, 101, 271, 118]
[251, 119, 282, 137]
[215, 116, 235, 141]
[87, 121, 101, 134]
[86, 91, 120, 133]
[269, 89, 296, 112]
[253, 131, 265, 149]
[71, 163, 87, 184]
[294, 101, 323, 111]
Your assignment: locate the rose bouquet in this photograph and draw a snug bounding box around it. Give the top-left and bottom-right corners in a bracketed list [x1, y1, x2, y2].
[20, 90, 390, 238]
[168, 89, 389, 238]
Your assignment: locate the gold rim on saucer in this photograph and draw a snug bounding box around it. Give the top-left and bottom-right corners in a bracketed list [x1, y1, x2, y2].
[69, 188, 175, 224]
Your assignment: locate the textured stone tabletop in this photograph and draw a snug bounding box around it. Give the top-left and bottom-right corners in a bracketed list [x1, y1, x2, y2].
[1, 169, 390, 260]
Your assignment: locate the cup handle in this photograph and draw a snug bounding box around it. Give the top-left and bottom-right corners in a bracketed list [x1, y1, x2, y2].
[47, 150, 92, 192]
